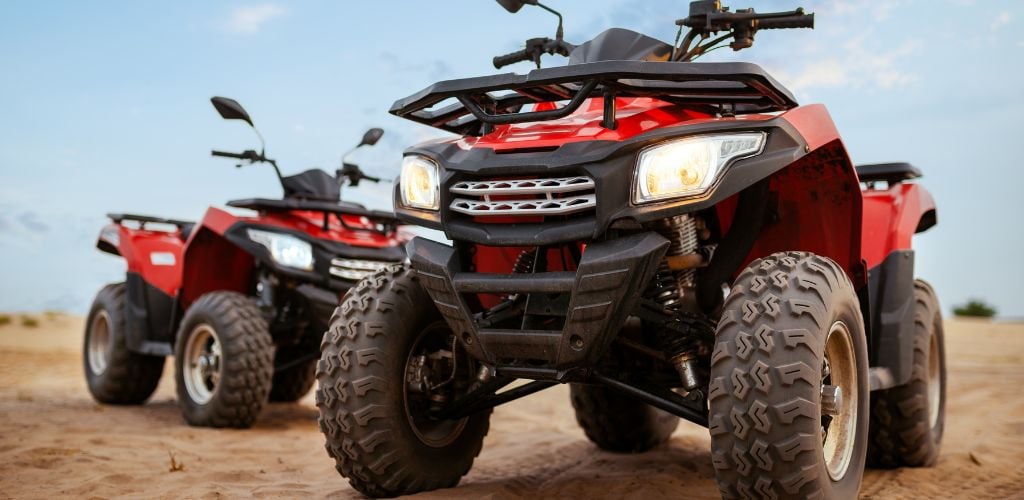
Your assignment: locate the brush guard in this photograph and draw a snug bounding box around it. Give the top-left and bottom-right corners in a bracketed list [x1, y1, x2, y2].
[409, 232, 668, 372]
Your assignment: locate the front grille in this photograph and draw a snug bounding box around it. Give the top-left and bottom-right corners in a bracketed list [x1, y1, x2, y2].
[449, 176, 596, 217]
[329, 258, 397, 281]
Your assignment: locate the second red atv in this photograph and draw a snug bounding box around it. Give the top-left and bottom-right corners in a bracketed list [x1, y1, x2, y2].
[84, 97, 408, 428]
[316, 2, 945, 498]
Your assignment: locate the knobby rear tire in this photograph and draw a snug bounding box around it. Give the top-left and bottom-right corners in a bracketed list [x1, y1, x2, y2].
[83, 283, 165, 405]
[867, 279, 946, 468]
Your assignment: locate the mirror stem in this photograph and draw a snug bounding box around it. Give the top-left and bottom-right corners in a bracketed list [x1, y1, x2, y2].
[252, 127, 267, 156]
[340, 144, 362, 168]
[536, 2, 564, 40]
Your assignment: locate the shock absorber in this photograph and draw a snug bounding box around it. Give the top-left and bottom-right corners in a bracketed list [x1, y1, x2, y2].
[653, 214, 699, 310]
[650, 214, 705, 392]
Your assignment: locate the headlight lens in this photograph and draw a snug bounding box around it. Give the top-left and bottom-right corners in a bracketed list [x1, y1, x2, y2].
[632, 132, 766, 204]
[400, 155, 440, 210]
[247, 229, 314, 271]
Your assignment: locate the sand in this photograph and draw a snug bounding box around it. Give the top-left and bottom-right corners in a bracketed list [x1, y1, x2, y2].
[1, 313, 1023, 499]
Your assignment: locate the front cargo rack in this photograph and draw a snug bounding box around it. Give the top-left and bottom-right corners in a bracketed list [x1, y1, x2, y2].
[389, 60, 798, 136]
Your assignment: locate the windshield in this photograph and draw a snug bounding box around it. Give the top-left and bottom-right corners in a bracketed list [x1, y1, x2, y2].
[568, 28, 674, 64]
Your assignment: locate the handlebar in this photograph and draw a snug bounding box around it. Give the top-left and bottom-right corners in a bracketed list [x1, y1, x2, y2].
[211, 149, 261, 162]
[757, 13, 814, 30]
[492, 37, 576, 69]
[211, 150, 246, 159]
[673, 5, 814, 61]
[338, 163, 382, 186]
[493, 48, 534, 69]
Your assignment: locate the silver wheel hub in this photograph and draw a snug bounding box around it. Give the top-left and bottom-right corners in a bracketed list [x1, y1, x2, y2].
[821, 320, 858, 482]
[927, 329, 941, 428]
[87, 311, 112, 375]
[182, 324, 222, 405]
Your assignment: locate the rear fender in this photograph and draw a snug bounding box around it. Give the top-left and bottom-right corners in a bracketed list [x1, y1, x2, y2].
[106, 224, 185, 297]
[98, 222, 185, 355]
[860, 179, 937, 387]
[861, 183, 936, 269]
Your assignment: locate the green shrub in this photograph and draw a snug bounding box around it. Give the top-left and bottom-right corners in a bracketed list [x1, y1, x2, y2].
[20, 316, 39, 328]
[952, 299, 997, 318]
[0, 314, 11, 326]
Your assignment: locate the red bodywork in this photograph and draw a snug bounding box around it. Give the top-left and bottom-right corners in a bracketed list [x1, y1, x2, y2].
[459, 98, 933, 286]
[102, 206, 405, 309]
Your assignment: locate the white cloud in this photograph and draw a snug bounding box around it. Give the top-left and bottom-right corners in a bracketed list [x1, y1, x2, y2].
[225, 4, 287, 34]
[815, 0, 902, 22]
[991, 11, 1011, 31]
[774, 35, 921, 94]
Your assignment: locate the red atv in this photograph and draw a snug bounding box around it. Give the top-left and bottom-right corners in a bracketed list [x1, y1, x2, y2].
[84, 97, 408, 428]
[316, 1, 944, 498]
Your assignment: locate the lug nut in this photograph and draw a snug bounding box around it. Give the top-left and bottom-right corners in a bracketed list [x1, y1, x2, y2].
[821, 384, 842, 416]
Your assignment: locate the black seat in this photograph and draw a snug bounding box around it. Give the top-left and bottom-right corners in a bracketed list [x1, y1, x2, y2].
[855, 163, 922, 184]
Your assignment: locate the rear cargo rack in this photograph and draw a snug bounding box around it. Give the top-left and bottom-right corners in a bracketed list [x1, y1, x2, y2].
[389, 60, 798, 136]
[107, 213, 193, 228]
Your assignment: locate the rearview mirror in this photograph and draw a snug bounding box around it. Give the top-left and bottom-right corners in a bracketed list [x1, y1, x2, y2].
[210, 96, 254, 127]
[359, 128, 384, 147]
[496, 0, 536, 13]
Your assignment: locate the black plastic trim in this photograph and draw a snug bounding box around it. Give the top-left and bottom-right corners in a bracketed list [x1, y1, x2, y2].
[453, 272, 576, 293]
[124, 272, 175, 356]
[409, 232, 668, 369]
[865, 250, 916, 387]
[223, 222, 406, 292]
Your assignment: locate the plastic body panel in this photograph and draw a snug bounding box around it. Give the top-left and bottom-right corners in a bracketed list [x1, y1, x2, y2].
[860, 182, 936, 269]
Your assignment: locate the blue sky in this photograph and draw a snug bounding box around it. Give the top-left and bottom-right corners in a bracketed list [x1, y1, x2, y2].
[1, 0, 1022, 317]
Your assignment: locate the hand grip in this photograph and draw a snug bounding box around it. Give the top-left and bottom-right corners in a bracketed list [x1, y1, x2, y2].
[211, 150, 246, 159]
[493, 49, 533, 69]
[758, 13, 814, 30]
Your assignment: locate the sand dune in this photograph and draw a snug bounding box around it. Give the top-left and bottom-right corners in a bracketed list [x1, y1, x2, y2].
[1, 314, 1022, 499]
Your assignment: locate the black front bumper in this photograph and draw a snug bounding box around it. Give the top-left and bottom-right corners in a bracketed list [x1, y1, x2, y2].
[409, 232, 669, 375]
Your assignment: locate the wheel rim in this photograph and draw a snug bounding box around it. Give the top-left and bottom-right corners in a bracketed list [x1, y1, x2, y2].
[927, 329, 941, 428]
[402, 321, 470, 448]
[821, 320, 858, 481]
[182, 324, 222, 405]
[87, 311, 111, 375]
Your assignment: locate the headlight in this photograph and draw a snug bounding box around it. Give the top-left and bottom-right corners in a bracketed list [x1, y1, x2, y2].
[400, 155, 440, 210]
[632, 132, 766, 204]
[247, 229, 314, 271]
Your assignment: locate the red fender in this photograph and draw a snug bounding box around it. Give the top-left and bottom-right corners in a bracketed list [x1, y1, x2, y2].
[861, 183, 936, 269]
